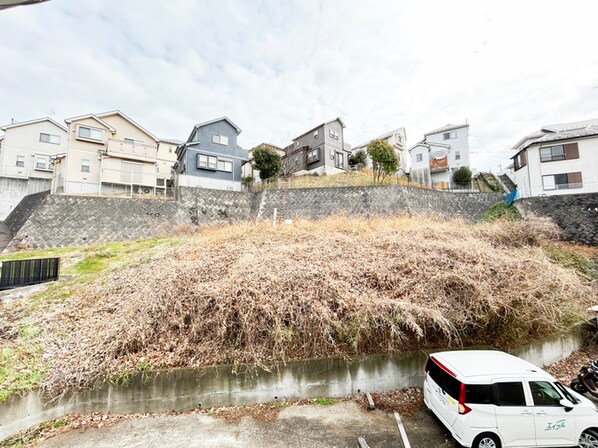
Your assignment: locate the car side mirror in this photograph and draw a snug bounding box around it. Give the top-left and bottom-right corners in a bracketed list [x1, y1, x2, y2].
[560, 399, 574, 412]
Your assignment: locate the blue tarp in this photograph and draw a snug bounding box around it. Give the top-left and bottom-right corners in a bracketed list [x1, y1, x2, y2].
[503, 189, 519, 206]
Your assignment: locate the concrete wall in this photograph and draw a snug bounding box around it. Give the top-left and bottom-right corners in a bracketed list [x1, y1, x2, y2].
[0, 177, 51, 220]
[516, 193, 598, 246]
[0, 330, 583, 441]
[4, 190, 50, 237]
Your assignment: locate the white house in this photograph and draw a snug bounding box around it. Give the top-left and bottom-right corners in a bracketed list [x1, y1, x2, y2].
[510, 118, 598, 198]
[350, 127, 408, 174]
[0, 117, 68, 218]
[408, 123, 470, 188]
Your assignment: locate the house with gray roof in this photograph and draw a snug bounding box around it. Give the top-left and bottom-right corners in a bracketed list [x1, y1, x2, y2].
[509, 118, 598, 197]
[408, 123, 470, 188]
[174, 117, 248, 191]
[282, 117, 352, 176]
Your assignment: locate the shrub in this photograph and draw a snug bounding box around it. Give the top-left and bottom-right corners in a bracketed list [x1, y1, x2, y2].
[453, 166, 472, 186]
[252, 145, 281, 180]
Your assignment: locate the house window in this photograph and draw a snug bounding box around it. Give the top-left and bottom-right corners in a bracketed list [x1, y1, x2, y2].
[39, 133, 61, 144]
[513, 150, 527, 171]
[121, 161, 143, 183]
[169, 147, 173, 153]
[443, 131, 457, 140]
[307, 148, 319, 164]
[81, 159, 91, 173]
[329, 129, 339, 140]
[335, 152, 344, 169]
[416, 153, 423, 163]
[455, 151, 461, 160]
[78, 126, 104, 141]
[395, 133, 403, 143]
[540, 143, 579, 162]
[542, 172, 582, 190]
[212, 134, 229, 146]
[35, 157, 47, 170]
[197, 153, 218, 170]
[16, 155, 25, 167]
[217, 159, 233, 172]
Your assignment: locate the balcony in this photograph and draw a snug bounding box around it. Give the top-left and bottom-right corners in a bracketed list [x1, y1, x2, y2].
[100, 167, 160, 188]
[105, 139, 158, 162]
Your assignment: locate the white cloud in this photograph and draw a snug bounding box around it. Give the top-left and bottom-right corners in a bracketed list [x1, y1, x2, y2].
[1, 0, 597, 171]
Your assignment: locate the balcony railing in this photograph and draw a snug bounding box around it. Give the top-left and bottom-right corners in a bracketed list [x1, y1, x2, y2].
[105, 139, 158, 162]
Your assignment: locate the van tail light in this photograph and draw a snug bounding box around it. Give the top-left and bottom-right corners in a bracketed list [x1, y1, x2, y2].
[458, 382, 472, 415]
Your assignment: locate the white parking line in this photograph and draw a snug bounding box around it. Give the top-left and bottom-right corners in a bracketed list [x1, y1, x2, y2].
[394, 412, 412, 448]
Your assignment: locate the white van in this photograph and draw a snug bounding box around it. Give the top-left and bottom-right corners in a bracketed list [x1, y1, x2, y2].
[423, 350, 598, 448]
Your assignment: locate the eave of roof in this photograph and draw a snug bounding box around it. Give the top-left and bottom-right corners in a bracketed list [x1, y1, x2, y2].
[352, 127, 406, 150]
[292, 117, 345, 141]
[193, 117, 242, 135]
[95, 110, 159, 142]
[64, 114, 116, 132]
[424, 123, 469, 137]
[1, 117, 67, 133]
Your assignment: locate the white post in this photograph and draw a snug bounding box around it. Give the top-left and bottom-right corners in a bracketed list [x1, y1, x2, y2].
[273, 208, 277, 227]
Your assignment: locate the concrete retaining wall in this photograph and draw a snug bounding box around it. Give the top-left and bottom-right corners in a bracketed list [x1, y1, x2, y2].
[0, 331, 583, 441]
[0, 177, 52, 220]
[516, 193, 598, 246]
[4, 190, 49, 236]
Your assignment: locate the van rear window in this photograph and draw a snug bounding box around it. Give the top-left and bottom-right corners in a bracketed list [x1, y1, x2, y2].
[426, 357, 461, 399]
[465, 384, 493, 404]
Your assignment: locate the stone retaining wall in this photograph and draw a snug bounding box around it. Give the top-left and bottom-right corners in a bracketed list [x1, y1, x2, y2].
[517, 193, 598, 246]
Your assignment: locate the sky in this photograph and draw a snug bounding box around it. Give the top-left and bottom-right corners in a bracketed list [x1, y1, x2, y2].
[1, 0, 597, 172]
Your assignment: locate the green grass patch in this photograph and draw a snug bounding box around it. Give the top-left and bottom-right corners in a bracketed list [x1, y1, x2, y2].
[544, 244, 598, 281]
[312, 397, 336, 405]
[482, 201, 521, 222]
[0, 345, 46, 403]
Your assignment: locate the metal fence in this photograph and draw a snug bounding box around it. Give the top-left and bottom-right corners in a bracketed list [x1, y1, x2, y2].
[0, 257, 60, 290]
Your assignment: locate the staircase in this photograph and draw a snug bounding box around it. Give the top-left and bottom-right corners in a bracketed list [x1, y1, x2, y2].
[498, 174, 517, 193]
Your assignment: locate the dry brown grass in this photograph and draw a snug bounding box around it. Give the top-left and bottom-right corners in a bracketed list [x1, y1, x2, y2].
[37, 215, 595, 397]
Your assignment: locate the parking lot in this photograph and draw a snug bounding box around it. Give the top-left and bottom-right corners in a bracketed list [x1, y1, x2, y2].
[36, 401, 458, 448]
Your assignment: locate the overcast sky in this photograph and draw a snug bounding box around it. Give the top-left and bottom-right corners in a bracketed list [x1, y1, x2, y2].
[1, 0, 597, 171]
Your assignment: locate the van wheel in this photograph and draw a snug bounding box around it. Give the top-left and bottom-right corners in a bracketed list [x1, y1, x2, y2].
[473, 433, 501, 448]
[579, 429, 598, 448]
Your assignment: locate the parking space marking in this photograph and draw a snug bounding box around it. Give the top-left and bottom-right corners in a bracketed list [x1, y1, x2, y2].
[394, 412, 412, 448]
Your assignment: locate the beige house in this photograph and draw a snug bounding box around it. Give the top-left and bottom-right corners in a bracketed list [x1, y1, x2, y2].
[242, 143, 285, 181]
[53, 110, 166, 196]
[157, 138, 183, 186]
[0, 117, 67, 180]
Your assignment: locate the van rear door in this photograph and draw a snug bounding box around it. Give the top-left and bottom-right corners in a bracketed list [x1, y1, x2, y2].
[425, 356, 461, 426]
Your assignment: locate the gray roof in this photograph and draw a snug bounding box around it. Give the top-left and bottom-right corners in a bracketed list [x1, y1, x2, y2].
[512, 118, 598, 157]
[292, 117, 345, 141]
[193, 117, 242, 134]
[424, 123, 469, 137]
[352, 127, 406, 150]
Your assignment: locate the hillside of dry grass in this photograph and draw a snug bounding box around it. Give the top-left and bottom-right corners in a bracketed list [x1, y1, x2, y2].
[22, 215, 593, 398]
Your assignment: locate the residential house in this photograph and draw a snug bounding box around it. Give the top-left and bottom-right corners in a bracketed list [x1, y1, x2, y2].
[157, 138, 183, 186]
[0, 117, 67, 180]
[509, 118, 598, 198]
[408, 123, 470, 188]
[282, 118, 352, 176]
[0, 117, 68, 218]
[242, 143, 285, 181]
[174, 117, 247, 191]
[53, 110, 165, 196]
[350, 127, 408, 174]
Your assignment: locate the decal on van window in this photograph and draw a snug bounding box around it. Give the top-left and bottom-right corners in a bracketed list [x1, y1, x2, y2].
[545, 420, 566, 431]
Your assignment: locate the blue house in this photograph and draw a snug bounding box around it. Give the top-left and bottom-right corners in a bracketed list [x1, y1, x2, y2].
[175, 117, 247, 191]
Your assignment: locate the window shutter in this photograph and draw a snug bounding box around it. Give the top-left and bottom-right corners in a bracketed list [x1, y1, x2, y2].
[567, 171, 582, 185]
[564, 143, 579, 160]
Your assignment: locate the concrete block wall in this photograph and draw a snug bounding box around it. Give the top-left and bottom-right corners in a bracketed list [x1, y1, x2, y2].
[6, 186, 502, 249]
[4, 189, 50, 236]
[0, 177, 52, 220]
[517, 193, 598, 246]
